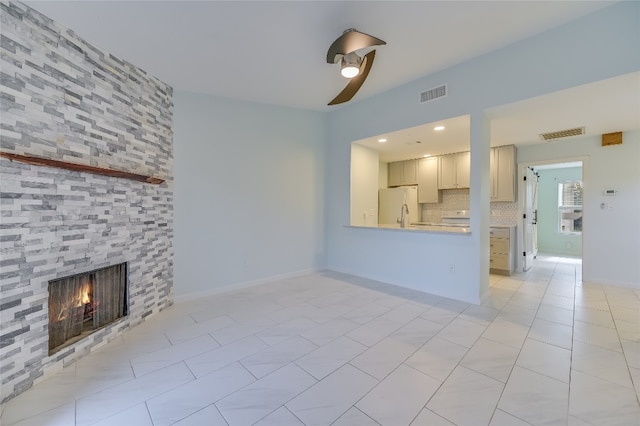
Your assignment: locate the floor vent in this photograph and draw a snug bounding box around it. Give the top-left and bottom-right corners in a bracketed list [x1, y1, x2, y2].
[539, 126, 585, 141]
[419, 84, 447, 103]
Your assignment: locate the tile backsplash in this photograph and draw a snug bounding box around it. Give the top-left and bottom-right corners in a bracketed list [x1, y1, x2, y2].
[421, 188, 518, 226]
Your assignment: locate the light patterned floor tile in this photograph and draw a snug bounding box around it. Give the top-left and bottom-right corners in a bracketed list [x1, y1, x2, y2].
[350, 335, 422, 380]
[535, 304, 574, 326]
[528, 318, 573, 349]
[498, 366, 569, 425]
[516, 338, 571, 383]
[574, 307, 615, 328]
[347, 316, 404, 347]
[460, 337, 520, 383]
[3, 402, 76, 426]
[240, 336, 317, 378]
[294, 336, 367, 380]
[130, 335, 220, 377]
[426, 366, 504, 426]
[571, 340, 635, 388]
[405, 337, 468, 382]
[569, 370, 640, 426]
[185, 335, 268, 378]
[410, 408, 456, 426]
[286, 364, 378, 426]
[255, 317, 320, 346]
[573, 320, 623, 352]
[216, 364, 316, 426]
[356, 364, 440, 426]
[488, 409, 532, 426]
[172, 404, 229, 426]
[435, 317, 488, 348]
[332, 407, 380, 426]
[253, 406, 304, 426]
[146, 362, 255, 426]
[75, 362, 195, 426]
[91, 403, 154, 426]
[482, 317, 530, 349]
[300, 317, 361, 346]
[4, 259, 637, 426]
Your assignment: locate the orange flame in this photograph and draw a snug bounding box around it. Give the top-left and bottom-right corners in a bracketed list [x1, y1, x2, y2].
[81, 285, 91, 305]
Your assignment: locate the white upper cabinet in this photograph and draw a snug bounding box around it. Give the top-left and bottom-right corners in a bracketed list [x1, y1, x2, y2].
[438, 151, 470, 189]
[490, 145, 516, 202]
[388, 159, 418, 186]
[418, 156, 440, 203]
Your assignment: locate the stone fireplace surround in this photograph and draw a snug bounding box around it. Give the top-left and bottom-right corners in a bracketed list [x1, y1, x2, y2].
[0, 2, 174, 403]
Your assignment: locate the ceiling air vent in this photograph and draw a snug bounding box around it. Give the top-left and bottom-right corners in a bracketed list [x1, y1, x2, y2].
[539, 127, 585, 141]
[419, 84, 447, 103]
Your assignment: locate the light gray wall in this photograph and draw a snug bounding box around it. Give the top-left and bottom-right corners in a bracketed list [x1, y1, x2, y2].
[324, 2, 640, 302]
[350, 144, 379, 226]
[173, 92, 326, 296]
[536, 167, 583, 257]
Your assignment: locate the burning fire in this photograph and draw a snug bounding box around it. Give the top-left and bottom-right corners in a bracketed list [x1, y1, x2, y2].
[56, 283, 93, 321]
[81, 285, 91, 305]
[74, 283, 91, 307]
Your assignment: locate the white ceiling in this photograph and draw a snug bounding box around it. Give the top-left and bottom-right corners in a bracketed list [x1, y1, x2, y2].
[23, 1, 639, 161]
[26, 0, 616, 111]
[355, 71, 640, 162]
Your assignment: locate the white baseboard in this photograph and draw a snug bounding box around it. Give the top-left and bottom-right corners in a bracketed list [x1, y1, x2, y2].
[173, 268, 323, 303]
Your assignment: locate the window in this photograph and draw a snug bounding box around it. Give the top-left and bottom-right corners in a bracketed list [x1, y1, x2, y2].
[558, 181, 583, 234]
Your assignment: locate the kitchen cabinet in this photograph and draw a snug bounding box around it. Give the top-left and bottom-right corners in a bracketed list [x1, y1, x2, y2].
[490, 145, 516, 202]
[490, 226, 516, 275]
[438, 151, 470, 189]
[417, 156, 440, 203]
[388, 159, 418, 187]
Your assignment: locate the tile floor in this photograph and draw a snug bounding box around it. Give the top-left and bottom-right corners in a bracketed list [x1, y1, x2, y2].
[1, 255, 639, 426]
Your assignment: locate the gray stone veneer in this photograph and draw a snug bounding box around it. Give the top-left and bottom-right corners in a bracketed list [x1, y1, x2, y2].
[0, 1, 174, 403]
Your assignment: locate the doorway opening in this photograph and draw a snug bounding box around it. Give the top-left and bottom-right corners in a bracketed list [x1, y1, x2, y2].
[519, 159, 585, 276]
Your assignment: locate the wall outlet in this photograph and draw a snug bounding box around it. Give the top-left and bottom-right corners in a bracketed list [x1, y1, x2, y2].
[448, 264, 455, 274]
[565, 242, 572, 249]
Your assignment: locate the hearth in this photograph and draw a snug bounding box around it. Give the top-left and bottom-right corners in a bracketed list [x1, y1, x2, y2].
[48, 263, 128, 354]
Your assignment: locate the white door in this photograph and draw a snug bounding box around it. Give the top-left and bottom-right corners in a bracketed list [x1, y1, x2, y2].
[523, 166, 539, 271]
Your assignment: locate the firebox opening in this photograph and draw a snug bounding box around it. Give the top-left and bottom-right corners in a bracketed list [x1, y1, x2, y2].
[48, 262, 128, 355]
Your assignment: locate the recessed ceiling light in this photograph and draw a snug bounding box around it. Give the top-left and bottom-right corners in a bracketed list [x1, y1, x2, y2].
[378, 138, 387, 143]
[434, 126, 445, 131]
[423, 154, 431, 158]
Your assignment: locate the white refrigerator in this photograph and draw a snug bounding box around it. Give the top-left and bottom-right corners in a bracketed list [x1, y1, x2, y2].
[378, 186, 419, 225]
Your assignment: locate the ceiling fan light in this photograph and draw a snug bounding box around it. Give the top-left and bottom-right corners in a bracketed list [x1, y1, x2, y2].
[341, 65, 360, 78]
[340, 52, 361, 78]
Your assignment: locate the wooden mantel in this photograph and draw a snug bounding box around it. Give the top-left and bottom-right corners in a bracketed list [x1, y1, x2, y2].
[0, 152, 165, 184]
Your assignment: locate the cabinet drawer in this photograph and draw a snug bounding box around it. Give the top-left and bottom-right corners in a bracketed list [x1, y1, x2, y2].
[489, 253, 509, 270]
[489, 238, 509, 253]
[489, 227, 510, 238]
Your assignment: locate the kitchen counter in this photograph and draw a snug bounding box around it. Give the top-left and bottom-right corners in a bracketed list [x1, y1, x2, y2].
[348, 224, 470, 234]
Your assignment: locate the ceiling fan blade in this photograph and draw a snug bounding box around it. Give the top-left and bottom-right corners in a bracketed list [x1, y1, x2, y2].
[328, 50, 376, 106]
[326, 29, 385, 64]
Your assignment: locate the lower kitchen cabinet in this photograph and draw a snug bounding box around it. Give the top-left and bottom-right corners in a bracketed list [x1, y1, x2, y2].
[490, 226, 516, 275]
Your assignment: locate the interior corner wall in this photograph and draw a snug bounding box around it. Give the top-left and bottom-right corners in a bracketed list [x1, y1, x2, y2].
[172, 91, 326, 297]
[0, 2, 174, 403]
[324, 1, 640, 302]
[350, 144, 379, 226]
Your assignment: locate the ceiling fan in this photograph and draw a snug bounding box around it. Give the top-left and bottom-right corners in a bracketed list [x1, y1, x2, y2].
[326, 28, 386, 106]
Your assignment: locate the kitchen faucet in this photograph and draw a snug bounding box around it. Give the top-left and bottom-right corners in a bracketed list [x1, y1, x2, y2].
[398, 203, 409, 228]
